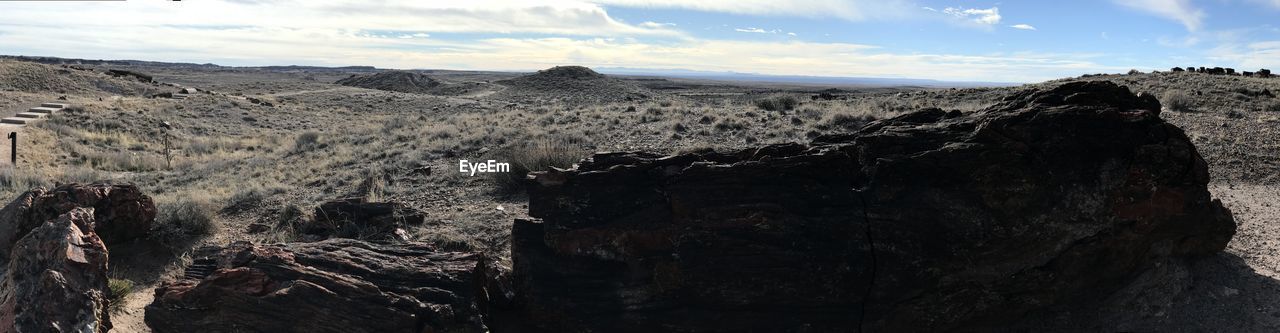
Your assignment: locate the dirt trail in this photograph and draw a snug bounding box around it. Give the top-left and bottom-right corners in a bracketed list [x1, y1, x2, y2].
[112, 287, 155, 332]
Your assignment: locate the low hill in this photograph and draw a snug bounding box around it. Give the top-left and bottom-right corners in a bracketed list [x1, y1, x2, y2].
[494, 66, 651, 102]
[0, 60, 158, 96]
[335, 70, 496, 96]
[335, 71, 443, 93]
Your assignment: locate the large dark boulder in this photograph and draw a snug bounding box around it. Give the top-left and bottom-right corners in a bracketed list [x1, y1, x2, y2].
[0, 182, 156, 257]
[510, 81, 1235, 332]
[145, 239, 502, 333]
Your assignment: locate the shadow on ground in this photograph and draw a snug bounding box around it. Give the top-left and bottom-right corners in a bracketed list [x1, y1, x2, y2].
[1022, 252, 1280, 332]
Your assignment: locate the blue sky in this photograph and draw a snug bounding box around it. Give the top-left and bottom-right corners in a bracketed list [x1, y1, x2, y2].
[0, 0, 1277, 82]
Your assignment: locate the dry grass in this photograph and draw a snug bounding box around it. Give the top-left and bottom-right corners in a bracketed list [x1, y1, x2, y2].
[489, 137, 590, 196]
[107, 278, 134, 312]
[754, 95, 799, 111]
[1163, 90, 1194, 112]
[150, 193, 218, 250]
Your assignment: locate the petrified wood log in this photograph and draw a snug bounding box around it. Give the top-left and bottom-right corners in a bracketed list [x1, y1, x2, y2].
[512, 81, 1236, 332]
[145, 239, 500, 333]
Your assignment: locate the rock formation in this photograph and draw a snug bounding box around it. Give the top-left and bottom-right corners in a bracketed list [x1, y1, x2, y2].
[106, 69, 153, 83]
[145, 239, 500, 333]
[0, 208, 112, 332]
[0, 183, 154, 332]
[509, 81, 1235, 332]
[1171, 67, 1184, 72]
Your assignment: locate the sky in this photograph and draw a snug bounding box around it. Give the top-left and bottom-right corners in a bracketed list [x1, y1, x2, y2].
[0, 0, 1278, 83]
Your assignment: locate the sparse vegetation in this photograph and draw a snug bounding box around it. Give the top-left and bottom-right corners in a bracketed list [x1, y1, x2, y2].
[754, 95, 799, 111]
[107, 278, 134, 312]
[150, 194, 218, 249]
[490, 137, 590, 195]
[293, 131, 321, 152]
[1163, 90, 1194, 112]
[827, 113, 877, 130]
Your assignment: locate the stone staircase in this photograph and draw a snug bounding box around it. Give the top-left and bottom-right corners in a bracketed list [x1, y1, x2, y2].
[2, 102, 68, 126]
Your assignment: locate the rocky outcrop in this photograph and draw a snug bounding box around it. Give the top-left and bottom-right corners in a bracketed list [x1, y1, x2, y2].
[297, 197, 425, 241]
[510, 81, 1235, 331]
[0, 208, 112, 332]
[0, 183, 150, 332]
[0, 183, 156, 257]
[106, 69, 153, 83]
[145, 239, 500, 333]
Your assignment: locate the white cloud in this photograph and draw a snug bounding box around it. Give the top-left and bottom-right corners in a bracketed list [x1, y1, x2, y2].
[639, 21, 676, 28]
[1248, 0, 1280, 10]
[1112, 0, 1204, 31]
[1207, 40, 1280, 69]
[587, 0, 914, 21]
[734, 27, 786, 34]
[0, 0, 684, 37]
[1156, 35, 1200, 47]
[0, 0, 1124, 82]
[921, 6, 938, 12]
[943, 7, 1001, 25]
[1009, 24, 1036, 30]
[787, 32, 797, 36]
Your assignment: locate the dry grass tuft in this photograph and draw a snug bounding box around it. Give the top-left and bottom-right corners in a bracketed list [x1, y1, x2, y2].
[489, 137, 590, 196]
[1163, 90, 1194, 112]
[150, 194, 218, 250]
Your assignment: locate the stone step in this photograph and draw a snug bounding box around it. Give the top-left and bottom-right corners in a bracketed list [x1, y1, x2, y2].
[1, 117, 33, 125]
[183, 258, 219, 280]
[28, 107, 59, 114]
[40, 102, 69, 109]
[15, 112, 44, 119]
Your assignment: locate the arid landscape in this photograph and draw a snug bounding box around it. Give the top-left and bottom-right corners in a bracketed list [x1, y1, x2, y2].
[0, 53, 1278, 331]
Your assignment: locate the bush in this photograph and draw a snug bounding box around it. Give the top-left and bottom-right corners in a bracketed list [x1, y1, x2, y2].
[490, 137, 589, 196]
[107, 278, 134, 312]
[1266, 101, 1280, 112]
[713, 118, 747, 132]
[828, 113, 877, 130]
[1162, 91, 1194, 112]
[293, 131, 321, 152]
[151, 195, 217, 249]
[754, 96, 799, 111]
[226, 185, 284, 210]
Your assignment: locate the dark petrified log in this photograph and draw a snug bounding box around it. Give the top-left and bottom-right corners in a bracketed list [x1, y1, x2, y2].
[511, 81, 1235, 332]
[145, 239, 500, 333]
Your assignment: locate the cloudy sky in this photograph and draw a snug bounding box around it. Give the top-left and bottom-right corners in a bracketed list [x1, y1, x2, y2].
[1, 0, 1278, 82]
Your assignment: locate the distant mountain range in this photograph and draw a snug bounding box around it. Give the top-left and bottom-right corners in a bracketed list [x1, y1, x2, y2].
[594, 67, 1020, 88]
